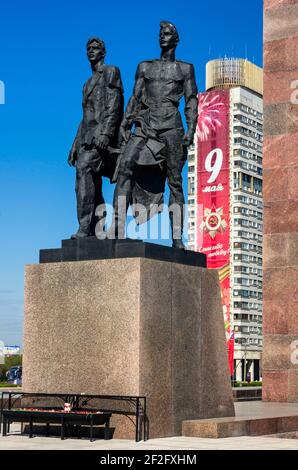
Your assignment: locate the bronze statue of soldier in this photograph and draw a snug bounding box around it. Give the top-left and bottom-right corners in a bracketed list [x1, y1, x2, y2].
[68, 37, 123, 239]
[110, 21, 198, 249]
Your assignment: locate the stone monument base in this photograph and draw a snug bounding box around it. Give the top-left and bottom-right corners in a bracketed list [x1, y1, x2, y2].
[23, 241, 234, 438]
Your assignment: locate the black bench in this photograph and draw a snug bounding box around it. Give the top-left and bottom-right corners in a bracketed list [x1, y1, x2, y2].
[2, 409, 111, 441]
[0, 392, 148, 442]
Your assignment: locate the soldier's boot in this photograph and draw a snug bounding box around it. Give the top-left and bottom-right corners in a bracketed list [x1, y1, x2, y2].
[71, 229, 90, 240]
[172, 239, 186, 250]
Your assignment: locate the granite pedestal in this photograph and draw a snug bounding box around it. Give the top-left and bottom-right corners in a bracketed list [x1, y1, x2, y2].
[263, 0, 298, 402]
[23, 239, 234, 438]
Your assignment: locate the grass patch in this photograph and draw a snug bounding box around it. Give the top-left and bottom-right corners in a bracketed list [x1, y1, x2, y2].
[0, 382, 21, 388]
[233, 381, 262, 387]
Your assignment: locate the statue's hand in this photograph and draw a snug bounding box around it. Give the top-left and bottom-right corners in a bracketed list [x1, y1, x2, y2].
[95, 134, 110, 151]
[68, 147, 77, 167]
[120, 121, 131, 144]
[183, 131, 195, 147]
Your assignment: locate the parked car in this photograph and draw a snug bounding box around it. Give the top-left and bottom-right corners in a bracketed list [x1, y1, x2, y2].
[6, 365, 22, 385]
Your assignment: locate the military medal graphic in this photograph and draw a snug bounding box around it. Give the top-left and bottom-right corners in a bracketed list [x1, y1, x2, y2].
[200, 207, 228, 239]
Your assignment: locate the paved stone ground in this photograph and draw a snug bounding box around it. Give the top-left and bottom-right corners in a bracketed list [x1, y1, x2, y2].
[0, 387, 21, 393]
[1, 399, 298, 450]
[0, 423, 298, 450]
[234, 401, 298, 418]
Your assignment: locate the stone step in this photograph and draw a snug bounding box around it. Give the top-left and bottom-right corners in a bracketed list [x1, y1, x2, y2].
[182, 414, 298, 438]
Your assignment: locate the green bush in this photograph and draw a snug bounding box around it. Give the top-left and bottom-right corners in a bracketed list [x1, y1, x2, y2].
[233, 380, 262, 387]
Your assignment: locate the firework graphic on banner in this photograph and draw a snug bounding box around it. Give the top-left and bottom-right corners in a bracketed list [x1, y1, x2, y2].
[197, 93, 227, 142]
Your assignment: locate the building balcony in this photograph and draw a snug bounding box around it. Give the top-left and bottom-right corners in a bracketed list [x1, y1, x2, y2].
[234, 345, 263, 353]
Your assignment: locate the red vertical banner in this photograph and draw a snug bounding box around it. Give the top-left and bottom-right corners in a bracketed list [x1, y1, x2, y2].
[196, 90, 234, 376]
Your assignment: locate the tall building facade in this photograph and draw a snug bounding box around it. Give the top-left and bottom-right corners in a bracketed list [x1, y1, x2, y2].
[188, 58, 263, 381]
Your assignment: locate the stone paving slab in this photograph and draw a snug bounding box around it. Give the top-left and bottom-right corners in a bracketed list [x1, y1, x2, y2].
[183, 402, 298, 438]
[2, 400, 298, 447]
[235, 402, 298, 418]
[0, 424, 298, 450]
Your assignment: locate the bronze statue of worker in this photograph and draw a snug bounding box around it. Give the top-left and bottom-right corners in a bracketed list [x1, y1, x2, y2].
[68, 37, 123, 239]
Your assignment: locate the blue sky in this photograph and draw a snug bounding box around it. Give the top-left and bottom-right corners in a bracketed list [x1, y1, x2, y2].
[0, 0, 263, 345]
